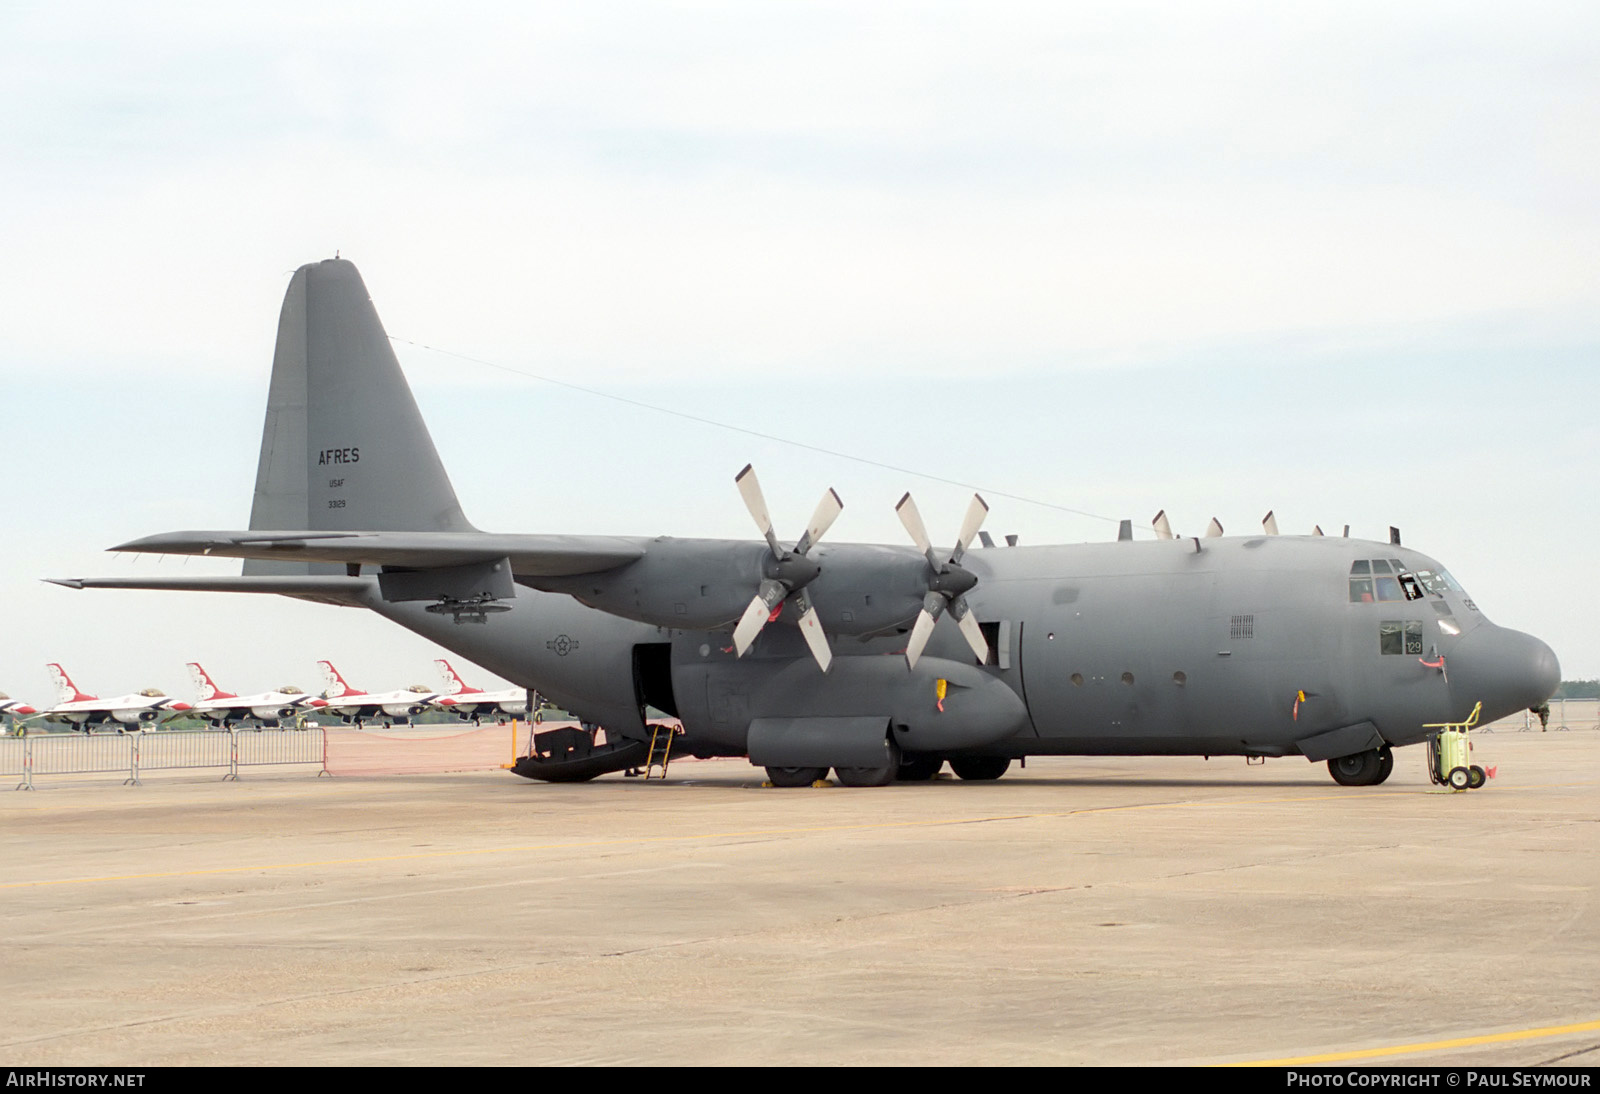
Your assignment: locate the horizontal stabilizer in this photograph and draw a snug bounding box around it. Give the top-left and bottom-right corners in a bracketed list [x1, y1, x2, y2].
[48, 575, 375, 607]
[110, 530, 644, 578]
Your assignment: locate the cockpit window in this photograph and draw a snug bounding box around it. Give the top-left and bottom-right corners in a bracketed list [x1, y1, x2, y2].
[1350, 560, 1469, 605]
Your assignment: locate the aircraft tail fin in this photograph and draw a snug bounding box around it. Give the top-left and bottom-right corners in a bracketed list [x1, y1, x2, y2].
[317, 660, 358, 698]
[46, 664, 95, 704]
[433, 659, 476, 695]
[246, 258, 474, 575]
[186, 663, 235, 701]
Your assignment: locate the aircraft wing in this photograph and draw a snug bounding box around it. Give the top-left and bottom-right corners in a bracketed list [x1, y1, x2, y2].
[105, 530, 645, 576]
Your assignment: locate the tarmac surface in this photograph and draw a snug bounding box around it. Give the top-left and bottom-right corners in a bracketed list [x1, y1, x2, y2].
[2, 730, 1597, 1067]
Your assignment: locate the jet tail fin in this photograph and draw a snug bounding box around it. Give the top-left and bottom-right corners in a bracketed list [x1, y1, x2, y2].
[186, 663, 235, 701]
[317, 660, 358, 697]
[434, 659, 476, 695]
[46, 664, 95, 704]
[247, 258, 474, 576]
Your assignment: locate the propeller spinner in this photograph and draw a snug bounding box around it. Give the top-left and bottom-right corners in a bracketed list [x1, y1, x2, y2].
[895, 492, 991, 670]
[730, 464, 841, 672]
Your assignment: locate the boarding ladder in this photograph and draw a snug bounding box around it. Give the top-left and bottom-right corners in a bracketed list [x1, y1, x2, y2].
[642, 722, 679, 779]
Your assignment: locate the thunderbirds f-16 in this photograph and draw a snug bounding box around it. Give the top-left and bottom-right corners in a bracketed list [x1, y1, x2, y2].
[434, 660, 532, 724]
[185, 662, 326, 728]
[53, 258, 1560, 786]
[0, 694, 38, 722]
[37, 664, 191, 731]
[313, 661, 442, 728]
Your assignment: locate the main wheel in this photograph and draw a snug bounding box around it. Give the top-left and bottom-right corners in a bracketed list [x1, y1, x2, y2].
[1328, 749, 1383, 786]
[1468, 765, 1486, 789]
[1374, 747, 1395, 785]
[949, 756, 1011, 781]
[1447, 766, 1471, 791]
[835, 764, 896, 787]
[766, 766, 828, 788]
[896, 755, 943, 782]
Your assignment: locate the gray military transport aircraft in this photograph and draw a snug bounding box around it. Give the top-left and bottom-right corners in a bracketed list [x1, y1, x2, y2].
[53, 258, 1561, 788]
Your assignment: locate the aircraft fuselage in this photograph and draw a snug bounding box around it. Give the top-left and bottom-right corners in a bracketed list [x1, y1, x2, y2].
[363, 532, 1557, 768]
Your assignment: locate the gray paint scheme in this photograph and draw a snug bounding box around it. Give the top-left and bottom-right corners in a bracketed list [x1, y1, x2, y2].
[57, 259, 1562, 783]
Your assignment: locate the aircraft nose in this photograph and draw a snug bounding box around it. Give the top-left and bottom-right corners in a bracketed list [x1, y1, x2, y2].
[1449, 625, 1561, 721]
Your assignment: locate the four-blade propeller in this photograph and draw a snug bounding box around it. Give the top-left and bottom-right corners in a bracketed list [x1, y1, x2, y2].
[730, 465, 842, 672]
[895, 492, 991, 670]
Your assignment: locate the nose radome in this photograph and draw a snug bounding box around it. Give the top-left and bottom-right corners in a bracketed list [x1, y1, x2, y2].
[1450, 626, 1561, 721]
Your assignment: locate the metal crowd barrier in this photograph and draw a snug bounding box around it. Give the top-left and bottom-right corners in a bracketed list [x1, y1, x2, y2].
[5, 728, 328, 789]
[1482, 698, 1598, 734]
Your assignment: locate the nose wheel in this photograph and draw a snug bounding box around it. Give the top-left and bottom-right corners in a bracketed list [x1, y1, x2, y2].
[1327, 746, 1394, 787]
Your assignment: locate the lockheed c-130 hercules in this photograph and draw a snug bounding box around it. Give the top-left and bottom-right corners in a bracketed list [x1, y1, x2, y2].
[53, 258, 1560, 787]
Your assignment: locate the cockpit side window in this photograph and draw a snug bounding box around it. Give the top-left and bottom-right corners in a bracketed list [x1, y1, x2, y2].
[1379, 620, 1425, 655]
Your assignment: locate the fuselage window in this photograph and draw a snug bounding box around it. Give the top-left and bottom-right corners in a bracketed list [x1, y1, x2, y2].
[1379, 620, 1424, 655]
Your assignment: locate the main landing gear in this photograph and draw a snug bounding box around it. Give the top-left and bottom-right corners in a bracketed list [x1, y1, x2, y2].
[1327, 746, 1394, 787]
[764, 753, 1013, 787]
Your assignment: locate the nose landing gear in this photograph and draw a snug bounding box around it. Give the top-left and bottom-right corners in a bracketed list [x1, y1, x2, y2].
[1327, 746, 1394, 787]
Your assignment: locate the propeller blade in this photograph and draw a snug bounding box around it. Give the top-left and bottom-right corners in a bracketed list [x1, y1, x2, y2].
[951, 494, 989, 562]
[731, 579, 788, 656]
[1153, 510, 1173, 540]
[1205, 517, 1224, 538]
[1313, 525, 1324, 536]
[795, 599, 832, 673]
[735, 464, 783, 554]
[731, 596, 770, 656]
[904, 609, 938, 670]
[734, 464, 769, 533]
[954, 604, 989, 664]
[896, 492, 935, 559]
[1262, 510, 1279, 536]
[796, 488, 843, 555]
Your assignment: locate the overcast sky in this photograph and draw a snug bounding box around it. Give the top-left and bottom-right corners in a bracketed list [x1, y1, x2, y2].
[3, 1, 1597, 702]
